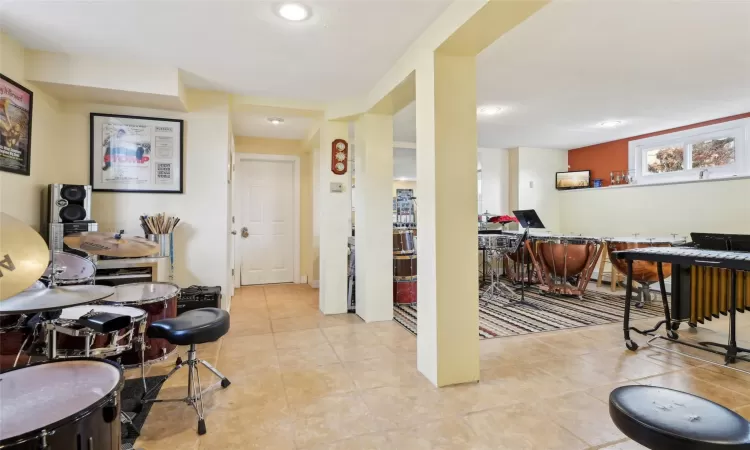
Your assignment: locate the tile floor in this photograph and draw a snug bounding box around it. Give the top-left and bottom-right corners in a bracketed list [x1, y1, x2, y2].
[134, 284, 750, 449]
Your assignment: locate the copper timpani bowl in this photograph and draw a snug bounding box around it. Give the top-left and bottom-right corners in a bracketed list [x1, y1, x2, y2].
[536, 236, 601, 277]
[607, 237, 684, 283]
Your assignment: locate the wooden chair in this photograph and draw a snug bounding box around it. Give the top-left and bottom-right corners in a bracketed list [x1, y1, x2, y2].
[597, 241, 622, 292]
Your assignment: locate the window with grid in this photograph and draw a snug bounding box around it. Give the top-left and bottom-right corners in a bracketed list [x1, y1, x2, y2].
[629, 118, 748, 185]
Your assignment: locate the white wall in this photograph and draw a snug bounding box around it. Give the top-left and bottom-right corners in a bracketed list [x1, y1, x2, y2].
[478, 147, 509, 215]
[508, 147, 568, 232]
[56, 92, 232, 301]
[560, 178, 750, 238]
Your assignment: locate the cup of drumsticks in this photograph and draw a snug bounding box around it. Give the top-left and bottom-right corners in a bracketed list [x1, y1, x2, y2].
[141, 214, 180, 262]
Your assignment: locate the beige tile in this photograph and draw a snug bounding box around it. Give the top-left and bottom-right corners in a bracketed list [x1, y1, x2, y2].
[274, 328, 328, 349]
[438, 381, 523, 414]
[735, 404, 750, 420]
[277, 343, 341, 370]
[282, 363, 357, 407]
[332, 342, 395, 362]
[465, 403, 588, 450]
[599, 440, 649, 450]
[299, 433, 392, 450]
[534, 356, 629, 387]
[579, 348, 678, 381]
[343, 357, 432, 390]
[322, 324, 382, 346]
[538, 392, 626, 447]
[272, 315, 322, 332]
[532, 330, 607, 355]
[585, 381, 641, 404]
[480, 335, 564, 366]
[221, 333, 275, 354]
[210, 369, 286, 411]
[291, 393, 387, 448]
[226, 317, 272, 337]
[481, 361, 585, 400]
[637, 371, 750, 409]
[319, 313, 365, 328]
[216, 349, 280, 380]
[198, 405, 296, 450]
[686, 366, 750, 397]
[387, 418, 494, 450]
[359, 385, 454, 429]
[134, 401, 202, 450]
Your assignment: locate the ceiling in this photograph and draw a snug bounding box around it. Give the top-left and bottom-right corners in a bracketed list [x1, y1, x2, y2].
[4, 1, 749, 150]
[0, 0, 451, 103]
[231, 112, 315, 140]
[471, 0, 750, 150]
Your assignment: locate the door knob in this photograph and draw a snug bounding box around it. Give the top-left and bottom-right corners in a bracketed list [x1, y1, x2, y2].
[241, 227, 249, 238]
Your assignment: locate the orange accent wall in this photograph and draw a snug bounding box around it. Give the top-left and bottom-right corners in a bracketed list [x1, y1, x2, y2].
[568, 112, 750, 186]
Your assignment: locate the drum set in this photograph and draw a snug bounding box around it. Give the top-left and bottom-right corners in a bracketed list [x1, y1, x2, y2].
[0, 212, 176, 449]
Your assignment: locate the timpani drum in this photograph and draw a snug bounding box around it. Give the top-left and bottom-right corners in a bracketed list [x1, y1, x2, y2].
[532, 235, 603, 297]
[100, 282, 179, 367]
[41, 252, 96, 286]
[607, 237, 684, 283]
[0, 358, 123, 450]
[607, 236, 685, 307]
[52, 305, 148, 358]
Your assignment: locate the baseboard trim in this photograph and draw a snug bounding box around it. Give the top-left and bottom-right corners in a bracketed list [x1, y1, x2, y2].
[309, 280, 320, 288]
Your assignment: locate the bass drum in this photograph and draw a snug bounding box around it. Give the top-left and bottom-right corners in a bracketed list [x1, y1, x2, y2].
[0, 358, 123, 450]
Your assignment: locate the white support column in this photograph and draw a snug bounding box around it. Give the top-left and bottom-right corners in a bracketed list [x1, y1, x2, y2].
[354, 114, 395, 322]
[318, 121, 351, 315]
[415, 52, 479, 387]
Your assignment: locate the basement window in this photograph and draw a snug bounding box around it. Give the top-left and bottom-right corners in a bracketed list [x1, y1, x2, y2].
[629, 118, 749, 185]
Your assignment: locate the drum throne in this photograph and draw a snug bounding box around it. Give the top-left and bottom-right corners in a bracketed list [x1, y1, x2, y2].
[138, 307, 231, 435]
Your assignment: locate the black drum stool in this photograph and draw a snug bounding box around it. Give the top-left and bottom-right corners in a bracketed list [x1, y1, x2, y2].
[610, 385, 750, 450]
[140, 308, 231, 435]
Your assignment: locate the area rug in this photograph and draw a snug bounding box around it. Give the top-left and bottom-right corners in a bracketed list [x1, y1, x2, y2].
[393, 283, 666, 339]
[121, 375, 167, 447]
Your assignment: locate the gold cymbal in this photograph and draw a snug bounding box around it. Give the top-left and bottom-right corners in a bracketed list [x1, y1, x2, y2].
[64, 232, 160, 258]
[0, 213, 50, 301]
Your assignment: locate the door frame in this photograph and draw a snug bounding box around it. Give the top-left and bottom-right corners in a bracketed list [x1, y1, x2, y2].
[235, 153, 301, 285]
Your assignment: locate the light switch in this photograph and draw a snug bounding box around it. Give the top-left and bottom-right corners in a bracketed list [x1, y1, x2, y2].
[330, 182, 345, 193]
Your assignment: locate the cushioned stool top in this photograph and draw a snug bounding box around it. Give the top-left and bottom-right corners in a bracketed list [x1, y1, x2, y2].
[610, 385, 750, 450]
[148, 307, 230, 345]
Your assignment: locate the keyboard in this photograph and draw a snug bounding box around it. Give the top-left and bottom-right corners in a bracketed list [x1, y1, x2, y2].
[612, 246, 750, 271]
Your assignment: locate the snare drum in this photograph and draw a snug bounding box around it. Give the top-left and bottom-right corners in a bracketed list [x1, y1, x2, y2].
[100, 282, 179, 366]
[393, 229, 415, 255]
[42, 252, 96, 285]
[52, 305, 147, 358]
[0, 358, 123, 450]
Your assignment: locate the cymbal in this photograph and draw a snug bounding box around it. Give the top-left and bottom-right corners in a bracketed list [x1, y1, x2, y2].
[0, 285, 114, 315]
[64, 232, 160, 258]
[0, 213, 50, 301]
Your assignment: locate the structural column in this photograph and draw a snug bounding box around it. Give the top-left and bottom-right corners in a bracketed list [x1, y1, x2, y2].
[415, 52, 479, 387]
[318, 121, 351, 315]
[354, 114, 395, 322]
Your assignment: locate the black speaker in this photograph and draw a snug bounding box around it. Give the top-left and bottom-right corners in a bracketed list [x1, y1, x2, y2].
[43, 184, 92, 224]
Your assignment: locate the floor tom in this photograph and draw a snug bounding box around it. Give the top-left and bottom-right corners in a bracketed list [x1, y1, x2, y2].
[100, 282, 179, 366]
[0, 358, 123, 450]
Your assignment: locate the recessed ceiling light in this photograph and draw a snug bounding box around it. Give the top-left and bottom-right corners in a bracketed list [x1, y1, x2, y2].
[267, 117, 284, 125]
[477, 106, 504, 116]
[598, 120, 623, 128]
[277, 3, 311, 21]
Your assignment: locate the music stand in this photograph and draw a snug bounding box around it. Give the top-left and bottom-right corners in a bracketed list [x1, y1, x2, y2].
[513, 209, 546, 230]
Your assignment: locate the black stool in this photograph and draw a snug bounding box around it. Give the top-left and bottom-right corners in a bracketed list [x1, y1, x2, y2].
[609, 385, 750, 450]
[140, 307, 231, 435]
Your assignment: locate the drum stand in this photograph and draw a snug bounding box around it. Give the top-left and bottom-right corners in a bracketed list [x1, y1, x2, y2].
[480, 249, 520, 305]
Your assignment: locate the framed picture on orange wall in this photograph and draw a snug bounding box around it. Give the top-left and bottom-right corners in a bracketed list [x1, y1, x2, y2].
[0, 73, 33, 176]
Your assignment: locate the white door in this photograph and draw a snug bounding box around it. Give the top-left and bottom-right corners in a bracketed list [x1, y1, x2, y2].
[239, 159, 295, 285]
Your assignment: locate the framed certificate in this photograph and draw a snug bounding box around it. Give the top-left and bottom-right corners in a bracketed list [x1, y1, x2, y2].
[0, 73, 33, 176]
[90, 113, 183, 193]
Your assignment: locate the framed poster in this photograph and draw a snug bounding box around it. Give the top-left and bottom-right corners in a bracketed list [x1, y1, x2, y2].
[0, 74, 33, 176]
[90, 113, 183, 193]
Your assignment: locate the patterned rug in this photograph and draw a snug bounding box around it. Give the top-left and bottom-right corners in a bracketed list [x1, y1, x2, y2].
[393, 282, 666, 339]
